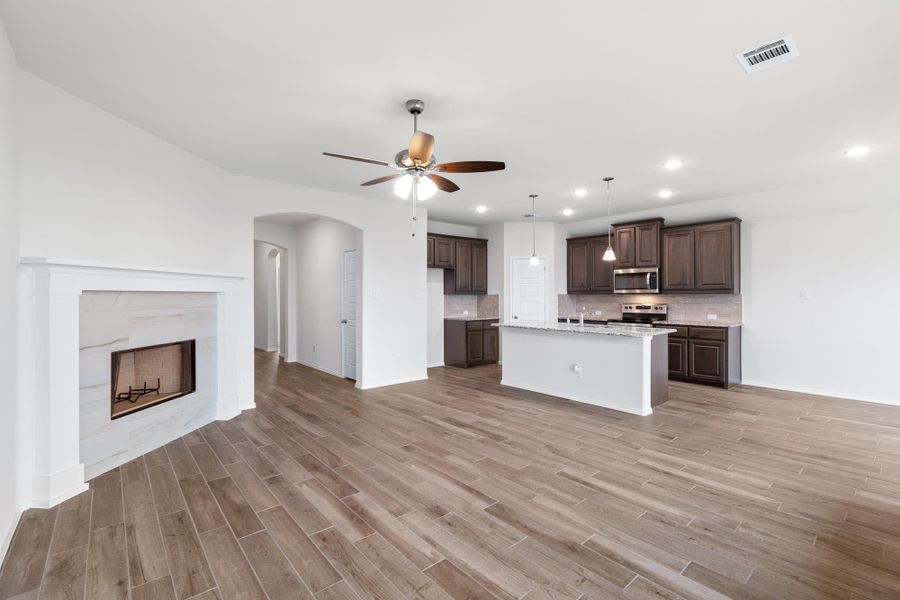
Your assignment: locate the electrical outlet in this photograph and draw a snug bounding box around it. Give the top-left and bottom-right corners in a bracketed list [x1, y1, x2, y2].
[572, 363, 583, 377]
[593, 310, 602, 316]
[462, 310, 469, 316]
[707, 313, 718, 320]
[312, 344, 317, 353]
[800, 289, 812, 300]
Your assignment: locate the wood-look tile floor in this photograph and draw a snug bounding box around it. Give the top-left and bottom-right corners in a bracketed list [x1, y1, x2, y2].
[4, 351, 900, 599]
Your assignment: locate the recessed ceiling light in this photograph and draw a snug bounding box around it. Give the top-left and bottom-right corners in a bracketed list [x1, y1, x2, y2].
[574, 188, 587, 198]
[658, 189, 674, 199]
[663, 159, 683, 171]
[562, 208, 574, 216]
[475, 205, 487, 213]
[844, 146, 871, 158]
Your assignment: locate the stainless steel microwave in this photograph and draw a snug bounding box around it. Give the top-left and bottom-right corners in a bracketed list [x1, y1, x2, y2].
[613, 267, 659, 294]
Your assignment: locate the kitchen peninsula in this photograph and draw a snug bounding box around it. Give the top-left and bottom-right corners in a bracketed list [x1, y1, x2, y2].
[497, 321, 675, 415]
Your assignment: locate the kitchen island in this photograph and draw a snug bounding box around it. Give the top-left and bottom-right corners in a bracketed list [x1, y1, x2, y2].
[496, 321, 675, 416]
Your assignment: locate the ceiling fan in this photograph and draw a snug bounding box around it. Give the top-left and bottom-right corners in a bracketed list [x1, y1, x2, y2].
[323, 99, 505, 234]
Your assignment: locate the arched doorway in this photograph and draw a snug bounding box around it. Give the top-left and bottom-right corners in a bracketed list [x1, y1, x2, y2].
[254, 213, 363, 382]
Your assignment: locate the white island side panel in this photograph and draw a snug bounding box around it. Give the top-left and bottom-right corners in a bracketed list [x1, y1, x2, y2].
[500, 326, 652, 415]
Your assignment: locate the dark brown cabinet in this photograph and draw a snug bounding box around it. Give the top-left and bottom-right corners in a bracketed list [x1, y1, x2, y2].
[432, 235, 455, 269]
[655, 324, 741, 388]
[567, 240, 590, 293]
[589, 236, 614, 292]
[612, 218, 662, 269]
[567, 235, 614, 293]
[662, 219, 740, 294]
[426, 236, 435, 267]
[472, 241, 487, 294]
[430, 234, 488, 295]
[667, 337, 689, 378]
[662, 229, 695, 290]
[444, 319, 499, 368]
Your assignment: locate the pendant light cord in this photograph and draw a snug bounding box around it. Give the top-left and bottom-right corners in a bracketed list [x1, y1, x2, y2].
[530, 194, 538, 257]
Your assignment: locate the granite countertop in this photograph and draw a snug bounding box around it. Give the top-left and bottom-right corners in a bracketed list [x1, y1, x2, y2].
[444, 315, 500, 321]
[559, 316, 741, 328]
[495, 321, 676, 338]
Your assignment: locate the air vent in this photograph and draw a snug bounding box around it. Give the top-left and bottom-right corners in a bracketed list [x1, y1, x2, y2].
[736, 35, 798, 73]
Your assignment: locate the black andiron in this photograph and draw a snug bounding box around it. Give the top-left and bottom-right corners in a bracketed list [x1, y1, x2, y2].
[115, 378, 161, 404]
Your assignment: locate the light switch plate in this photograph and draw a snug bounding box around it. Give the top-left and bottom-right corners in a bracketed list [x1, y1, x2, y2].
[800, 289, 812, 300]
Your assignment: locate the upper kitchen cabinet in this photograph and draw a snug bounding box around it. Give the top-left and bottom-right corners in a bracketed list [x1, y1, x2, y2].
[566, 235, 614, 294]
[589, 236, 614, 292]
[443, 236, 488, 294]
[427, 234, 455, 269]
[612, 218, 663, 268]
[567, 239, 590, 293]
[662, 218, 741, 294]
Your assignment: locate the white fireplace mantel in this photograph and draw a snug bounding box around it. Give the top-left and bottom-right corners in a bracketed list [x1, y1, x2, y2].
[19, 257, 248, 508]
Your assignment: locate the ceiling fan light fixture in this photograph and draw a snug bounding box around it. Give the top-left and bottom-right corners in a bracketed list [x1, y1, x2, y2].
[393, 174, 413, 199]
[416, 175, 437, 200]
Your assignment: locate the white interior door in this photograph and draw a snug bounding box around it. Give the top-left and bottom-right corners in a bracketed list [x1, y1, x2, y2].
[510, 257, 547, 322]
[342, 249, 358, 380]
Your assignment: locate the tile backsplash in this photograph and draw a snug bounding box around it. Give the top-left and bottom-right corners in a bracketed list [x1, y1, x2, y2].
[559, 294, 742, 324]
[445, 294, 500, 318]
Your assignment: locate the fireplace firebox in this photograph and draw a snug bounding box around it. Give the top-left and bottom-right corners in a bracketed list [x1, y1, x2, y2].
[110, 340, 196, 419]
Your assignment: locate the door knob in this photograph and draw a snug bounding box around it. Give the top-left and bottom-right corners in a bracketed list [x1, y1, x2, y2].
[340, 319, 348, 324]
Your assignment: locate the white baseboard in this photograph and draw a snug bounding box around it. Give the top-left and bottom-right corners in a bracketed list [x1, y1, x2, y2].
[427, 361, 445, 369]
[740, 379, 900, 407]
[294, 359, 344, 379]
[358, 373, 428, 390]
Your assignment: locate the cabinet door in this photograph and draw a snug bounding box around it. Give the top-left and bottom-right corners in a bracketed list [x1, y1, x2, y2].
[426, 236, 435, 267]
[483, 327, 498, 362]
[433, 237, 455, 268]
[454, 241, 473, 292]
[588, 236, 614, 292]
[668, 337, 688, 378]
[662, 229, 695, 290]
[567, 240, 590, 293]
[695, 223, 734, 291]
[613, 226, 636, 268]
[635, 222, 660, 267]
[689, 339, 726, 384]
[466, 330, 484, 364]
[472, 241, 487, 294]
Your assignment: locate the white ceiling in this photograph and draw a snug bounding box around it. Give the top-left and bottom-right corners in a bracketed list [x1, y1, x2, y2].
[2, 0, 898, 225]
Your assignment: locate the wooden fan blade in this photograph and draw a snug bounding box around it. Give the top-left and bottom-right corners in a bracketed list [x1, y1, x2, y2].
[434, 161, 505, 173]
[360, 173, 403, 186]
[429, 174, 460, 193]
[408, 131, 435, 164]
[323, 152, 389, 167]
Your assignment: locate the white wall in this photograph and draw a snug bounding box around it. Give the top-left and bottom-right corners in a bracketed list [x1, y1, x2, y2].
[0, 17, 20, 558]
[13, 70, 428, 517]
[295, 217, 358, 377]
[426, 269, 445, 367]
[253, 240, 281, 351]
[427, 220, 478, 237]
[254, 221, 297, 362]
[741, 207, 900, 404]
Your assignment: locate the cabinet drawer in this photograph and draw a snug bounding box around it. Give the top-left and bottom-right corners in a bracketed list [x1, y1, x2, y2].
[689, 327, 726, 341]
[466, 320, 484, 331]
[665, 326, 688, 338]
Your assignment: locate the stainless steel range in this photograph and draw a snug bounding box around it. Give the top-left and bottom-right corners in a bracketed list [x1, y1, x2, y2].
[606, 304, 668, 328]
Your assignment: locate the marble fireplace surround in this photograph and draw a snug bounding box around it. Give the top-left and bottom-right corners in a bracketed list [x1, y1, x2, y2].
[19, 257, 246, 509]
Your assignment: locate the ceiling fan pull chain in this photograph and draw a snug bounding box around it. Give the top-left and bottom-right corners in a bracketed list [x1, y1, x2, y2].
[411, 177, 418, 237]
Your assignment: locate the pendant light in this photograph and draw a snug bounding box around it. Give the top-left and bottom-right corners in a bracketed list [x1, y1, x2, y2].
[602, 177, 616, 262]
[528, 194, 540, 266]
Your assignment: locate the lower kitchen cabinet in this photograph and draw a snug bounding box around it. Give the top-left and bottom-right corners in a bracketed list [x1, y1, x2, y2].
[655, 324, 741, 388]
[445, 319, 499, 368]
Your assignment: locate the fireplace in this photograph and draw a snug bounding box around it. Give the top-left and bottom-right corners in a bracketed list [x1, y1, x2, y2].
[110, 340, 196, 419]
